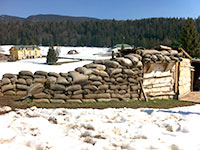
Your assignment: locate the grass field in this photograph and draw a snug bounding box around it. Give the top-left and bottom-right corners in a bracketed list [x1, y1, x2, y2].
[0, 96, 197, 110]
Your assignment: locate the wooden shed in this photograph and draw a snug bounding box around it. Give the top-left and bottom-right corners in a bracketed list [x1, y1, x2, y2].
[135, 46, 193, 100]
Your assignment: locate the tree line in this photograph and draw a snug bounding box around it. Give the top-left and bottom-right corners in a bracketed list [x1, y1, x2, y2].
[0, 17, 200, 48]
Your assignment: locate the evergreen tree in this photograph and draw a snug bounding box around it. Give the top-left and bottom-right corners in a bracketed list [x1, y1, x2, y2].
[179, 18, 200, 57]
[46, 46, 58, 65]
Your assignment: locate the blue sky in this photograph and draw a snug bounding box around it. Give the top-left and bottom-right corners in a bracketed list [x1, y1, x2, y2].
[0, 0, 200, 20]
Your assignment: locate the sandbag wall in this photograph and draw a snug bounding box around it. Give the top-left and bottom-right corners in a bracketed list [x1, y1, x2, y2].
[137, 49, 183, 100]
[0, 54, 143, 103]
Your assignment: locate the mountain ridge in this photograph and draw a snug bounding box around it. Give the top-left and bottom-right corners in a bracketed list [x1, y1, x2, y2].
[0, 14, 100, 22]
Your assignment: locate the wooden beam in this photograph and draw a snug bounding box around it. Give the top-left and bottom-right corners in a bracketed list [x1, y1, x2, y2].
[178, 47, 192, 60]
[174, 62, 180, 96]
[139, 81, 148, 102]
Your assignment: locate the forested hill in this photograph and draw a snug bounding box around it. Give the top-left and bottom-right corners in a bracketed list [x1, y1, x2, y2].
[0, 17, 200, 48]
[0, 14, 99, 22]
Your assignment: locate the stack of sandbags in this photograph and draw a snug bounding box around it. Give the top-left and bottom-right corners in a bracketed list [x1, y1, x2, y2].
[1, 73, 17, 96]
[15, 71, 34, 96]
[136, 49, 183, 63]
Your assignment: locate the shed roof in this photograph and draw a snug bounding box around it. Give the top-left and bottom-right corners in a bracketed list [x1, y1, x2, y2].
[113, 44, 131, 48]
[12, 45, 40, 50]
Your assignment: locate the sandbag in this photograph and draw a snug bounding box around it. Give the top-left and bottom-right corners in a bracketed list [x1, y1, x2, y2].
[98, 85, 109, 90]
[84, 63, 106, 71]
[48, 72, 60, 78]
[51, 84, 65, 91]
[33, 99, 50, 103]
[33, 92, 50, 99]
[16, 91, 27, 96]
[75, 67, 93, 75]
[16, 84, 28, 90]
[116, 58, 132, 67]
[19, 70, 33, 77]
[54, 94, 68, 99]
[56, 77, 69, 85]
[66, 84, 81, 91]
[3, 73, 17, 79]
[89, 74, 102, 81]
[34, 71, 48, 77]
[27, 83, 44, 95]
[104, 60, 120, 68]
[83, 85, 98, 91]
[2, 84, 15, 92]
[16, 78, 27, 85]
[69, 71, 88, 84]
[4, 90, 16, 96]
[2, 78, 11, 85]
[71, 94, 83, 99]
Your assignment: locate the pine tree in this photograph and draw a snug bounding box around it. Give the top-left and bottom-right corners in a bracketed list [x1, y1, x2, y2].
[46, 46, 58, 65]
[179, 18, 200, 57]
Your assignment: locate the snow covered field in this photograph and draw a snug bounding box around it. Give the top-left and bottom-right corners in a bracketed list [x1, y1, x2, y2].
[0, 45, 111, 79]
[0, 105, 200, 150]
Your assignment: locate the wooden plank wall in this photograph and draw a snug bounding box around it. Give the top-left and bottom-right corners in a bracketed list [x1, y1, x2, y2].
[143, 63, 176, 99]
[178, 58, 192, 98]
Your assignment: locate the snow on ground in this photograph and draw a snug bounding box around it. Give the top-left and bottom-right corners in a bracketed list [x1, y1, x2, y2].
[0, 105, 200, 150]
[0, 45, 111, 79]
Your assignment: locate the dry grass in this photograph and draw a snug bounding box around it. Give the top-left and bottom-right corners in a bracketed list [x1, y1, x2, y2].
[0, 96, 197, 110]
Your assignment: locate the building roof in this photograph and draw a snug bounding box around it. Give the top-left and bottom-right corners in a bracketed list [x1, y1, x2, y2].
[113, 44, 131, 48]
[12, 45, 40, 50]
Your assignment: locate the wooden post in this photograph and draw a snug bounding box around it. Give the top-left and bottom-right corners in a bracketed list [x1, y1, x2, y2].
[174, 62, 180, 99]
[112, 51, 115, 59]
[139, 80, 148, 102]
